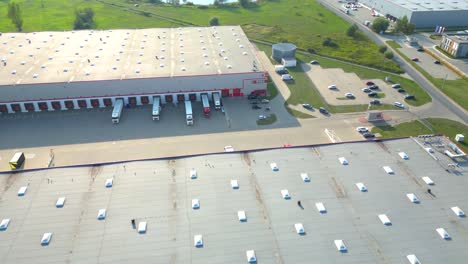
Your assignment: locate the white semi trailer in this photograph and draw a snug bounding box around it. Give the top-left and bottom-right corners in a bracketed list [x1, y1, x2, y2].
[111, 99, 124, 124]
[185, 100, 193, 126]
[152, 96, 161, 121]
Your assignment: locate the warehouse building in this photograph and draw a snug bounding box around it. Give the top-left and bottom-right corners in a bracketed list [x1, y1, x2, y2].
[0, 26, 267, 114]
[360, 0, 468, 28]
[440, 33, 468, 58]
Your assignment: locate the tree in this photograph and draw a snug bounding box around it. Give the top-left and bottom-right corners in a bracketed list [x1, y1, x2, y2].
[7, 2, 23, 32]
[346, 23, 359, 37]
[239, 0, 249, 8]
[371, 17, 389, 33]
[209, 17, 219, 26]
[74, 8, 95, 30]
[395, 16, 415, 35]
[384, 51, 394, 59]
[378, 45, 387, 53]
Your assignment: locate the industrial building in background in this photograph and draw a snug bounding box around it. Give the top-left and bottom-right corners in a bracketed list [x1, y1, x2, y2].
[440, 33, 468, 58]
[271, 43, 297, 67]
[0, 26, 267, 114]
[359, 0, 468, 28]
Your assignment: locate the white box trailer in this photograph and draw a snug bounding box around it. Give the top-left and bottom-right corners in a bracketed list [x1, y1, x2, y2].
[184, 101, 193, 126]
[212, 92, 221, 110]
[152, 96, 161, 121]
[111, 98, 124, 124]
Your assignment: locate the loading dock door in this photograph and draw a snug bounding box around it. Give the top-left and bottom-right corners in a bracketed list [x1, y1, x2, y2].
[52, 101, 61, 110]
[0, 105, 7, 113]
[38, 102, 48, 110]
[221, 89, 229, 97]
[189, 94, 196, 101]
[140, 96, 149, 104]
[233, 88, 241, 97]
[24, 103, 34, 112]
[65, 100, 74, 109]
[11, 104, 21, 112]
[78, 100, 87, 108]
[103, 98, 112, 107]
[165, 95, 173, 103]
[91, 99, 100, 108]
[177, 94, 185, 102]
[128, 97, 137, 105]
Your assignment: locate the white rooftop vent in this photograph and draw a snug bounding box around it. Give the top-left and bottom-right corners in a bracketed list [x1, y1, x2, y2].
[180, 58, 185, 62]
[236, 38, 240, 42]
[17, 186, 27, 196]
[144, 33, 148, 37]
[239, 44, 244, 48]
[406, 193, 420, 203]
[216, 36, 220, 40]
[126, 32, 130, 34]
[48, 56, 53, 60]
[378, 214, 391, 225]
[233, 33, 238, 36]
[99, 48, 103, 51]
[160, 48, 165, 52]
[119, 50, 124, 54]
[334, 240, 347, 252]
[103, 41, 107, 44]
[140, 46, 144, 49]
[2, 41, 7, 44]
[43, 40, 47, 43]
[203, 54, 208, 58]
[180, 51, 185, 55]
[90, 63, 95, 66]
[97, 209, 106, 220]
[69, 60, 74, 63]
[137, 61, 142, 64]
[201, 47, 206, 50]
[17, 43, 23, 47]
[231, 180, 239, 189]
[135, 69, 141, 74]
[0, 219, 10, 231]
[301, 173, 310, 182]
[80, 45, 83, 48]
[138, 222, 147, 234]
[139, 53, 144, 56]
[204, 62, 210, 65]
[9, 50, 14, 54]
[224, 57, 228, 60]
[338, 157, 348, 165]
[33, 73, 39, 78]
[63, 68, 69, 72]
[316, 202, 326, 213]
[270, 162, 279, 171]
[11, 70, 17, 75]
[200, 40, 204, 43]
[49, 34, 53, 37]
[406, 254, 421, 264]
[112, 66, 117, 70]
[95, 55, 100, 58]
[451, 206, 465, 217]
[246, 250, 256, 263]
[238, 210, 247, 221]
[36, 47, 40, 50]
[194, 234, 203, 247]
[181, 67, 186, 71]
[421, 176, 434, 185]
[105, 178, 113, 188]
[243, 52, 248, 55]
[192, 199, 200, 209]
[85, 71, 90, 76]
[221, 49, 226, 53]
[56, 197, 66, 208]
[227, 65, 232, 69]
[160, 63, 165, 68]
[29, 53, 34, 57]
[435, 227, 450, 240]
[218, 42, 223, 46]
[61, 42, 65, 46]
[179, 44, 184, 47]
[281, 189, 290, 199]
[295, 223, 305, 234]
[41, 65, 46, 69]
[160, 55, 165, 59]
[75, 52, 79, 55]
[116, 58, 120, 61]
[55, 49, 60, 52]
[198, 29, 202, 32]
[356, 182, 367, 192]
[20, 61, 26, 65]
[179, 38, 183, 41]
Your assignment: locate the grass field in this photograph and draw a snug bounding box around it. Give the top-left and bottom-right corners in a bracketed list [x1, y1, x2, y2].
[371, 118, 468, 153]
[0, 0, 401, 72]
[387, 41, 467, 111]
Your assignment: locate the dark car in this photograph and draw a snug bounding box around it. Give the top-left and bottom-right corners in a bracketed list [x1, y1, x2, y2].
[248, 94, 258, 100]
[397, 88, 406, 93]
[277, 69, 289, 75]
[310, 60, 319, 65]
[434, 60, 441, 65]
[368, 85, 379, 90]
[250, 101, 259, 104]
[366, 81, 375, 86]
[411, 58, 419, 62]
[368, 92, 378, 97]
[362, 88, 372, 93]
[417, 47, 424, 52]
[363, 132, 375, 138]
[370, 99, 381, 105]
[252, 105, 261, 110]
[319, 107, 329, 114]
[404, 95, 415, 100]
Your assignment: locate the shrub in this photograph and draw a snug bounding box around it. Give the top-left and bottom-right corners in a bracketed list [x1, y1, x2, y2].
[209, 17, 219, 26]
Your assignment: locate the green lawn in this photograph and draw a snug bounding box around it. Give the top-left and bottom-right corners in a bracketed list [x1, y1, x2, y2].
[387, 41, 467, 111]
[0, 0, 401, 72]
[256, 114, 277, 125]
[371, 118, 468, 153]
[266, 81, 278, 100]
[284, 104, 315, 119]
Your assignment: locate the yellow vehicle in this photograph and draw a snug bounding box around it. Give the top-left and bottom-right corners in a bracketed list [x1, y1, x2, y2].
[9, 152, 25, 170]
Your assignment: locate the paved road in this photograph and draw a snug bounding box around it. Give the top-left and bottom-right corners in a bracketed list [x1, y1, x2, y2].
[318, 0, 467, 124]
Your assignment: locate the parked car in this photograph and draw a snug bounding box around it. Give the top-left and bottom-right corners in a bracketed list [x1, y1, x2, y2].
[261, 99, 270, 104]
[370, 99, 381, 105]
[310, 60, 319, 65]
[391, 84, 401, 88]
[356, 127, 369, 133]
[417, 47, 424, 52]
[302, 103, 313, 110]
[368, 92, 378, 97]
[397, 88, 406, 93]
[277, 69, 288, 75]
[411, 58, 419, 62]
[252, 105, 261, 110]
[281, 74, 294, 81]
[248, 94, 258, 100]
[362, 88, 371, 93]
[250, 101, 259, 105]
[368, 85, 379, 90]
[362, 132, 375, 138]
[366, 81, 375, 86]
[434, 60, 441, 65]
[319, 107, 329, 114]
[328, 85, 337, 90]
[394, 102, 405, 108]
[345, 93, 355, 98]
[404, 95, 415, 100]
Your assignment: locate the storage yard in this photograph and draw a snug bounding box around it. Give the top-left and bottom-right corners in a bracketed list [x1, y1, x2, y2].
[0, 26, 267, 118]
[0, 138, 467, 263]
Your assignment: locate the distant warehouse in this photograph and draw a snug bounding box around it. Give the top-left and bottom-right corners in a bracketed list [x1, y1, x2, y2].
[0, 26, 267, 114]
[360, 0, 468, 28]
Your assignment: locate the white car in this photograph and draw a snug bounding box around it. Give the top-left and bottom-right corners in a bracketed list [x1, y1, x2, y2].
[328, 85, 337, 90]
[394, 102, 405, 108]
[258, 115, 267, 120]
[345, 93, 354, 98]
[356, 127, 368, 133]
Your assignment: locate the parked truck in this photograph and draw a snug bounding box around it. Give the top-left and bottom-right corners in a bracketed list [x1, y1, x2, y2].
[152, 96, 161, 121]
[111, 98, 124, 124]
[201, 93, 210, 117]
[213, 92, 221, 110]
[184, 100, 193, 125]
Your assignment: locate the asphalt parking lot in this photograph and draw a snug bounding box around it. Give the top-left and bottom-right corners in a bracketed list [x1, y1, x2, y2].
[0, 97, 299, 150]
[303, 64, 406, 105]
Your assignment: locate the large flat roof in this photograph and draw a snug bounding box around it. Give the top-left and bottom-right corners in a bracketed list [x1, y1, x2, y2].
[388, 0, 468, 12]
[1, 138, 467, 263]
[0, 26, 262, 86]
